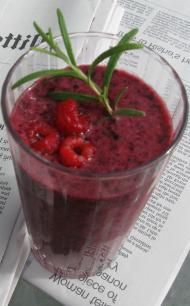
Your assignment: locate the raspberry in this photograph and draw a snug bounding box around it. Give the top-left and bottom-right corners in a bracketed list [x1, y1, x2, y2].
[59, 136, 94, 168]
[56, 99, 89, 135]
[28, 121, 60, 155]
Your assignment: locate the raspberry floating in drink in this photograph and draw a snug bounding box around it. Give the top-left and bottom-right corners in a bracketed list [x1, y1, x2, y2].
[28, 121, 60, 155]
[59, 136, 94, 168]
[56, 99, 89, 136]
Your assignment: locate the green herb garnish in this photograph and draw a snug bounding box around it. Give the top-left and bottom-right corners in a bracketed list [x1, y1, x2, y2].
[12, 8, 145, 117]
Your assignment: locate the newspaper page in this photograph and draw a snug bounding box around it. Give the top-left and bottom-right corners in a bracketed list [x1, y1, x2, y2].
[23, 1, 190, 306]
[0, 0, 103, 304]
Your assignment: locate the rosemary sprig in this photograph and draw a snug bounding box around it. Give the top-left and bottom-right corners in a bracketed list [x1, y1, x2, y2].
[48, 91, 99, 102]
[12, 8, 145, 117]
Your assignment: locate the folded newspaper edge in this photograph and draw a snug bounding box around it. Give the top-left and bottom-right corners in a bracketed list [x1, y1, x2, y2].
[155, 242, 190, 306]
[0, 210, 30, 306]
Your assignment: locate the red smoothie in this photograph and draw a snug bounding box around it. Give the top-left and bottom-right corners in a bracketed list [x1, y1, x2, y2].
[10, 65, 172, 277]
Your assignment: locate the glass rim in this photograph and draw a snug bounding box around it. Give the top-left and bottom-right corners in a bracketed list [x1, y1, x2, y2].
[1, 31, 189, 180]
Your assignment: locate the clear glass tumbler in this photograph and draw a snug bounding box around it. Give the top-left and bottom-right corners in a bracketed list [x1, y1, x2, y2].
[1, 33, 188, 278]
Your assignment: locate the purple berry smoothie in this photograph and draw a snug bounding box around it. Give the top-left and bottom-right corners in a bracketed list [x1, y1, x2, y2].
[10, 66, 173, 277]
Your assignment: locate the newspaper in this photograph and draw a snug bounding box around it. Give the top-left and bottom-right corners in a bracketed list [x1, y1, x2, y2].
[0, 0, 190, 305]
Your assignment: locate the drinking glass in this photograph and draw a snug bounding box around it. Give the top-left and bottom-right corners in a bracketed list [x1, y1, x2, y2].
[1, 33, 188, 278]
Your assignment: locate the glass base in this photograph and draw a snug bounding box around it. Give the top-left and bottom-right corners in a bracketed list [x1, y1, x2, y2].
[31, 237, 122, 279]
